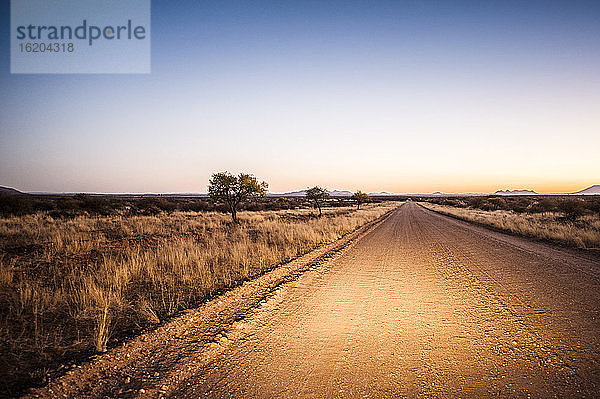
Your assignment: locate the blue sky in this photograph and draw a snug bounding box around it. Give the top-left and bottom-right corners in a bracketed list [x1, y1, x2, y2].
[1, 0, 599, 193]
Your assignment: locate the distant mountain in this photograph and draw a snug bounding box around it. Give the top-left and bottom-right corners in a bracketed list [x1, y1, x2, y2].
[328, 190, 353, 197]
[572, 185, 600, 195]
[273, 189, 353, 197]
[0, 186, 23, 196]
[269, 190, 306, 197]
[413, 192, 485, 197]
[493, 189, 538, 196]
[368, 191, 398, 196]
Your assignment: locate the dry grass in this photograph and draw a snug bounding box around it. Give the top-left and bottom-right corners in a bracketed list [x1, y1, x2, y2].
[421, 202, 600, 249]
[0, 203, 396, 395]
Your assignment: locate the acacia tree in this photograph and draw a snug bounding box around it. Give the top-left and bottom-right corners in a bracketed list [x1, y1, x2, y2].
[351, 190, 371, 209]
[306, 186, 330, 217]
[208, 172, 268, 223]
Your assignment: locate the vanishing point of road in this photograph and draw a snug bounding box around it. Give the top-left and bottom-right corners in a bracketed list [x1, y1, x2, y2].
[34, 203, 600, 398]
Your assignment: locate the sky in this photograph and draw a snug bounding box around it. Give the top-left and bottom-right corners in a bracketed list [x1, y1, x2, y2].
[1, 0, 599, 194]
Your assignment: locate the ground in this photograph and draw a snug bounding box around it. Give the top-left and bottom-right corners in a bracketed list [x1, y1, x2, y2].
[29, 202, 600, 398]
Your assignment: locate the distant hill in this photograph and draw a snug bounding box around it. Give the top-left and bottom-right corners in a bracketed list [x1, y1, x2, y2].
[272, 190, 405, 198]
[269, 190, 305, 197]
[572, 185, 600, 195]
[274, 189, 353, 197]
[328, 190, 353, 197]
[493, 189, 538, 196]
[0, 186, 23, 196]
[368, 191, 398, 196]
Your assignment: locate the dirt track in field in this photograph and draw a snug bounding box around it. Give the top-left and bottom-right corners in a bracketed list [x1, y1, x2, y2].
[30, 202, 600, 398]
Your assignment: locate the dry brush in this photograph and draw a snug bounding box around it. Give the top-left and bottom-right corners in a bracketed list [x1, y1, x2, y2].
[421, 202, 600, 249]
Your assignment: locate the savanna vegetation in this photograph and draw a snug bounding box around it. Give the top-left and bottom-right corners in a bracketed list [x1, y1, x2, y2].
[0, 194, 396, 396]
[422, 196, 600, 249]
[0, 192, 289, 218]
[352, 191, 371, 209]
[208, 172, 269, 223]
[305, 186, 330, 217]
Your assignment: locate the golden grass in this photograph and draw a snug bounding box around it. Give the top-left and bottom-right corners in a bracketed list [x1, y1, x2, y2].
[0, 203, 396, 395]
[421, 202, 600, 249]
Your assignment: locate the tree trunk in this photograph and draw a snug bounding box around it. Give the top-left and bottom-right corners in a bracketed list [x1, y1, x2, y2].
[317, 203, 322, 217]
[228, 202, 238, 223]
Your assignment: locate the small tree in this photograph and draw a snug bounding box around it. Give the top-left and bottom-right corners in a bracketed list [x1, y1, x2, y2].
[351, 190, 371, 209]
[208, 172, 268, 223]
[306, 186, 329, 217]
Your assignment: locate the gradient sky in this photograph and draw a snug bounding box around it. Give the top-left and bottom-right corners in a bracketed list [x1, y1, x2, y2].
[1, 0, 599, 194]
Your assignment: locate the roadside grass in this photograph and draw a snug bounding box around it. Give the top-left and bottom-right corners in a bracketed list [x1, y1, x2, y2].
[0, 203, 395, 396]
[421, 202, 600, 249]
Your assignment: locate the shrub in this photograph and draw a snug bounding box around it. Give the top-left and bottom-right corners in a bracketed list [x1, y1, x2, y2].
[557, 198, 587, 221]
[0, 196, 34, 216]
[467, 197, 486, 209]
[487, 197, 507, 210]
[528, 198, 556, 214]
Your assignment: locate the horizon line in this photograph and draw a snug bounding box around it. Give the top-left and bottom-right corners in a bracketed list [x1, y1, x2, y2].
[6, 184, 598, 197]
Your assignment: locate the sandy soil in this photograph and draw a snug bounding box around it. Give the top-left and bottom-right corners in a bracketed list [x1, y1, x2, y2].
[28, 203, 600, 398]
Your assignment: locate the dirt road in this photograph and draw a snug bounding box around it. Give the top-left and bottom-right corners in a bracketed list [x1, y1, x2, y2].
[33, 203, 600, 398]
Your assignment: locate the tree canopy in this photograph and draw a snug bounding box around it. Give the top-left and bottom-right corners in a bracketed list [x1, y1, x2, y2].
[306, 186, 329, 216]
[351, 190, 371, 209]
[208, 172, 268, 222]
